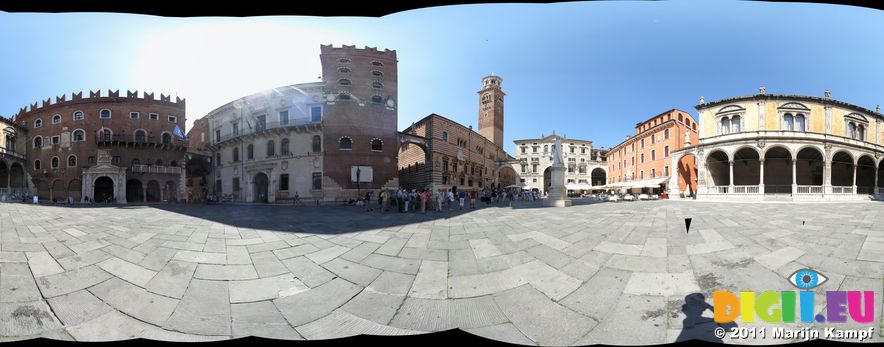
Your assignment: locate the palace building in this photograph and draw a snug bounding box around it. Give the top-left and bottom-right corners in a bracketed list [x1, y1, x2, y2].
[669, 88, 884, 201]
[203, 44, 400, 203]
[12, 90, 187, 203]
[0, 116, 28, 197]
[511, 133, 608, 195]
[608, 109, 699, 195]
[397, 75, 518, 192]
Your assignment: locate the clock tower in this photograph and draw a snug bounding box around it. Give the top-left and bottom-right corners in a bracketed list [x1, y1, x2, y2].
[478, 75, 505, 148]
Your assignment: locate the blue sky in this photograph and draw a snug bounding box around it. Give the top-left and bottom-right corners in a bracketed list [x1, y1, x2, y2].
[2, 1, 883, 154]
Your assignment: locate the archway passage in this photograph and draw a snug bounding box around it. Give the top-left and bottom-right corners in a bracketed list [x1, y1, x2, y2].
[146, 180, 161, 202]
[9, 163, 25, 191]
[164, 180, 177, 202]
[543, 166, 552, 193]
[705, 150, 729, 187]
[763, 147, 792, 194]
[51, 179, 65, 202]
[878, 159, 884, 190]
[856, 155, 875, 194]
[678, 154, 697, 195]
[254, 173, 269, 203]
[732, 148, 760, 186]
[498, 166, 517, 189]
[591, 168, 607, 187]
[397, 141, 430, 191]
[0, 161, 8, 190]
[37, 181, 50, 200]
[127, 179, 144, 203]
[796, 147, 824, 186]
[93, 176, 114, 203]
[68, 179, 82, 202]
[830, 151, 854, 187]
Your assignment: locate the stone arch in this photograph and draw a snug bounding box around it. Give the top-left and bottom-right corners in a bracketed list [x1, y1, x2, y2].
[830, 150, 854, 187]
[126, 179, 144, 203]
[795, 146, 824, 186]
[497, 166, 518, 188]
[590, 167, 607, 186]
[0, 160, 8, 190]
[50, 179, 65, 202]
[164, 180, 178, 202]
[9, 162, 25, 191]
[732, 147, 760, 185]
[763, 146, 793, 193]
[677, 153, 698, 195]
[705, 149, 730, 187]
[252, 173, 268, 203]
[878, 157, 884, 190]
[93, 176, 115, 203]
[856, 154, 876, 194]
[146, 180, 161, 202]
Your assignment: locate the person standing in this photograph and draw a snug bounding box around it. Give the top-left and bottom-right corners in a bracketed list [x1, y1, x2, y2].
[379, 189, 387, 213]
[458, 190, 466, 210]
[447, 190, 454, 211]
[470, 190, 477, 209]
[419, 190, 428, 213]
[364, 191, 373, 212]
[436, 190, 444, 212]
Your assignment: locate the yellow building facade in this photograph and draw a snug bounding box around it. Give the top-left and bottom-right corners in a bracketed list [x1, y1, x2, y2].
[0, 116, 30, 198]
[670, 89, 884, 201]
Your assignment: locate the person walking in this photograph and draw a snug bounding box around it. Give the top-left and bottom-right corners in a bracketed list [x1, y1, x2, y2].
[447, 190, 454, 211]
[458, 190, 466, 210]
[436, 190, 444, 212]
[470, 190, 477, 209]
[364, 191, 373, 212]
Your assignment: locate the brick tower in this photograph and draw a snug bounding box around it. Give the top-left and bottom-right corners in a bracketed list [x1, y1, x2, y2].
[478, 75, 505, 148]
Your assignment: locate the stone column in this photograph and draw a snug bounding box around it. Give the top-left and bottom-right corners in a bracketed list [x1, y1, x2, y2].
[759, 160, 765, 194]
[824, 161, 833, 195]
[696, 153, 707, 195]
[852, 162, 857, 194]
[143, 186, 147, 202]
[758, 100, 765, 130]
[668, 154, 680, 197]
[160, 185, 165, 202]
[875, 166, 879, 195]
[728, 160, 735, 192]
[791, 159, 798, 193]
[825, 105, 832, 135]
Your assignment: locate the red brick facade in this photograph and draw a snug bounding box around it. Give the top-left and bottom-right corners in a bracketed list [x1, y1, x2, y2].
[13, 90, 186, 202]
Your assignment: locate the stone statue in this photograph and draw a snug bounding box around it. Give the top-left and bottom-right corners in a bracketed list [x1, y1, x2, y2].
[552, 135, 564, 166]
[876, 105, 880, 113]
[825, 89, 831, 98]
[699, 96, 705, 104]
[684, 131, 691, 145]
[759, 86, 766, 94]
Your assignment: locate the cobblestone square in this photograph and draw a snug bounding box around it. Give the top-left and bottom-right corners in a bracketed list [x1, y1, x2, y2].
[1, 200, 882, 344]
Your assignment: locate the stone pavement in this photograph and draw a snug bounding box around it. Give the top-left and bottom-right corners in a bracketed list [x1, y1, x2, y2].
[1, 200, 882, 344]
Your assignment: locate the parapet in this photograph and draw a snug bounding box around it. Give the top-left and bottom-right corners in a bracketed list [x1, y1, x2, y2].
[320, 44, 397, 59]
[14, 89, 186, 118]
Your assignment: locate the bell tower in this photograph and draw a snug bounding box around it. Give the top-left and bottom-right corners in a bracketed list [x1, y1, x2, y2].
[478, 75, 505, 148]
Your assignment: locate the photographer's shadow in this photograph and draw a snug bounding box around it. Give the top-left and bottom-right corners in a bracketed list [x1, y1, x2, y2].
[675, 293, 738, 343]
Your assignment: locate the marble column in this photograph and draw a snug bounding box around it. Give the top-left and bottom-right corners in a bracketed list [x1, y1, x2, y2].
[728, 160, 735, 192]
[791, 159, 798, 194]
[852, 163, 857, 194]
[759, 160, 765, 194]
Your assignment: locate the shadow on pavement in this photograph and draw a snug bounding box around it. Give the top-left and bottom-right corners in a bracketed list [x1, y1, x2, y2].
[675, 293, 737, 343]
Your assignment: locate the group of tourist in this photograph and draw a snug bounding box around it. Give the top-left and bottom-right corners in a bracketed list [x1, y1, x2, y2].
[361, 188, 524, 213]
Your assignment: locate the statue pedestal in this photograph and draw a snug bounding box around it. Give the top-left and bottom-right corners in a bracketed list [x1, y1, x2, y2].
[543, 165, 572, 207]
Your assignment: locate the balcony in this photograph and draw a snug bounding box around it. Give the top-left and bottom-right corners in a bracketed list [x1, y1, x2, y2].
[0, 146, 25, 161]
[211, 118, 321, 146]
[95, 135, 185, 149]
[131, 164, 182, 175]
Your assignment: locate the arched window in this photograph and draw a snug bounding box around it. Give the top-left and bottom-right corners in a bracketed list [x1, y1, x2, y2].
[371, 96, 383, 104]
[664, 145, 670, 157]
[338, 93, 351, 100]
[281, 138, 290, 155]
[68, 155, 76, 167]
[72, 130, 85, 142]
[338, 58, 351, 64]
[51, 157, 59, 168]
[33, 136, 42, 148]
[784, 113, 794, 131]
[544, 145, 549, 154]
[312, 135, 322, 153]
[640, 171, 644, 179]
[132, 159, 140, 166]
[34, 119, 42, 128]
[339, 79, 351, 86]
[100, 128, 112, 141]
[847, 122, 856, 139]
[247, 144, 254, 159]
[731, 116, 741, 133]
[692, 123, 697, 131]
[34, 159, 41, 170]
[371, 70, 383, 77]
[100, 109, 111, 119]
[678, 114, 684, 122]
[441, 132, 448, 142]
[795, 114, 806, 132]
[372, 81, 383, 89]
[233, 147, 240, 162]
[52, 115, 61, 124]
[170, 160, 177, 167]
[857, 124, 865, 140]
[339, 137, 352, 150]
[721, 118, 731, 134]
[371, 138, 383, 151]
[135, 130, 146, 143]
[651, 168, 655, 178]
[651, 150, 656, 161]
[664, 128, 670, 140]
[267, 140, 275, 157]
[338, 67, 351, 74]
[73, 111, 84, 120]
[162, 133, 172, 144]
[641, 153, 645, 163]
[372, 61, 384, 67]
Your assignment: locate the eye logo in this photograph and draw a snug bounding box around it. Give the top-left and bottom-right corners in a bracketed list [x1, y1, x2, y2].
[789, 269, 827, 289]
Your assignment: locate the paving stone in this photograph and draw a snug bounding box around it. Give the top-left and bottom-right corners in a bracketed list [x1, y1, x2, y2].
[34, 265, 112, 298]
[194, 264, 258, 280]
[45, 290, 112, 326]
[448, 248, 480, 276]
[754, 246, 806, 271]
[493, 284, 596, 346]
[321, 258, 383, 287]
[408, 260, 448, 299]
[365, 271, 415, 297]
[623, 271, 701, 296]
[389, 296, 509, 331]
[560, 267, 632, 319]
[96, 257, 158, 287]
[88, 277, 179, 326]
[163, 279, 231, 336]
[66, 240, 110, 254]
[0, 251, 27, 263]
[295, 310, 423, 339]
[469, 239, 502, 258]
[0, 300, 65, 337]
[231, 301, 303, 339]
[274, 277, 363, 326]
[305, 245, 350, 264]
[361, 254, 421, 274]
[340, 290, 405, 324]
[594, 241, 643, 255]
[25, 251, 64, 278]
[465, 323, 535, 345]
[375, 238, 408, 256]
[281, 256, 336, 288]
[145, 261, 198, 298]
[138, 246, 179, 271]
[229, 273, 310, 303]
[339, 242, 382, 263]
[273, 244, 321, 260]
[172, 250, 227, 264]
[577, 294, 667, 345]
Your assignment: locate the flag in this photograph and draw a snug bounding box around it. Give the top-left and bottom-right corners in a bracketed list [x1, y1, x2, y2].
[173, 124, 188, 140]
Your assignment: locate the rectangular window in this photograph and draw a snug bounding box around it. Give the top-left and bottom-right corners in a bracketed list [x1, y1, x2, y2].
[88, 156, 96, 164]
[168, 116, 177, 123]
[532, 164, 538, 173]
[280, 111, 289, 125]
[532, 178, 537, 183]
[111, 156, 121, 165]
[311, 106, 322, 122]
[312, 172, 322, 190]
[51, 136, 60, 144]
[664, 166, 670, 177]
[215, 179, 222, 194]
[74, 112, 84, 121]
[233, 177, 240, 192]
[149, 113, 159, 120]
[130, 112, 140, 119]
[280, 174, 289, 191]
[532, 147, 538, 153]
[233, 124, 239, 136]
[215, 130, 221, 142]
